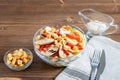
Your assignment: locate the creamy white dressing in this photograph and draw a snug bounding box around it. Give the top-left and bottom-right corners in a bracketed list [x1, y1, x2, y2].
[86, 20, 108, 34]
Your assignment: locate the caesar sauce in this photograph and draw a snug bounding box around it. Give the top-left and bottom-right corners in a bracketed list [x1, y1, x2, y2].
[86, 20, 108, 34]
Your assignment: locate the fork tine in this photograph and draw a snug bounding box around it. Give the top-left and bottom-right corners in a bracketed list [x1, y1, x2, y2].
[96, 50, 100, 62]
[92, 50, 97, 62]
[92, 50, 101, 63]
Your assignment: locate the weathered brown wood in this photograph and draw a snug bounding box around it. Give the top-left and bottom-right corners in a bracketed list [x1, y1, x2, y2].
[0, 62, 63, 80]
[0, 77, 53, 80]
[0, 0, 120, 80]
[0, 62, 63, 76]
[0, 5, 115, 15]
[0, 0, 119, 15]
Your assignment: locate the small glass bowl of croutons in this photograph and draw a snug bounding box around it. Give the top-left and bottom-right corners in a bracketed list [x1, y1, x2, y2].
[33, 25, 87, 67]
[3, 48, 33, 71]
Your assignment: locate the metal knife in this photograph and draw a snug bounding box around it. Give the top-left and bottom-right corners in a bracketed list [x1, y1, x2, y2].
[96, 50, 106, 80]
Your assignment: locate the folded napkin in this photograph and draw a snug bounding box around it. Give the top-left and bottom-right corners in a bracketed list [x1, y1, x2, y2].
[55, 36, 120, 80]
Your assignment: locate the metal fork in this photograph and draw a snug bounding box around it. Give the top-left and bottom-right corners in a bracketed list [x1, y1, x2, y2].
[90, 50, 101, 80]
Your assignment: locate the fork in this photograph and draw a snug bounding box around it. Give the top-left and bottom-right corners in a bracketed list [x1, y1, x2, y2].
[90, 50, 101, 80]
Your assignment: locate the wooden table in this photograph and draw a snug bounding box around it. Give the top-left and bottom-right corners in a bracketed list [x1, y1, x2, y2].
[0, 0, 120, 80]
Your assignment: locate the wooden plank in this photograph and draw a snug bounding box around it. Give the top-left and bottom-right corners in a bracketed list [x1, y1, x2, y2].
[64, 0, 114, 3]
[0, 5, 116, 15]
[116, 5, 120, 13]
[0, 0, 118, 15]
[116, 0, 120, 3]
[0, 77, 53, 80]
[0, 13, 119, 24]
[0, 0, 114, 4]
[0, 63, 63, 78]
[0, 0, 58, 5]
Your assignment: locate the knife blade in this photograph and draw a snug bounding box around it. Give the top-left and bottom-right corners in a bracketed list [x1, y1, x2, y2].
[96, 50, 106, 80]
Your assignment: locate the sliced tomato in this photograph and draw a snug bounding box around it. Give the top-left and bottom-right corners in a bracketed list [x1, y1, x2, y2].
[38, 45, 45, 52]
[44, 44, 51, 51]
[66, 42, 74, 48]
[42, 32, 48, 37]
[46, 44, 51, 48]
[54, 30, 60, 36]
[50, 52, 59, 57]
[40, 43, 52, 51]
[77, 44, 83, 50]
[63, 50, 69, 56]
[66, 33, 80, 40]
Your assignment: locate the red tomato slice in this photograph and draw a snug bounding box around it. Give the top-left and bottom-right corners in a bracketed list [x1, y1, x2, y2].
[54, 30, 60, 36]
[63, 50, 69, 56]
[50, 52, 59, 57]
[66, 33, 80, 40]
[39, 43, 52, 52]
[42, 32, 48, 37]
[77, 44, 83, 50]
[45, 44, 51, 48]
[66, 42, 74, 48]
[39, 45, 45, 52]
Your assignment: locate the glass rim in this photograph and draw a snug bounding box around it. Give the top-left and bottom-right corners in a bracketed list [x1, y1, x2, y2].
[78, 8, 114, 25]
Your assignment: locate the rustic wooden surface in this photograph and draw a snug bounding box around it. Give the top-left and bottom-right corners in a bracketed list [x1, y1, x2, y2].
[0, 0, 120, 80]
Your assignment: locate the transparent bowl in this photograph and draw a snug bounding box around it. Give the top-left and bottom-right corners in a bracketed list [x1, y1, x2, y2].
[33, 25, 87, 67]
[4, 48, 33, 71]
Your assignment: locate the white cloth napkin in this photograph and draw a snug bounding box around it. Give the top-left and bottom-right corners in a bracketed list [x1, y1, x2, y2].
[55, 36, 120, 80]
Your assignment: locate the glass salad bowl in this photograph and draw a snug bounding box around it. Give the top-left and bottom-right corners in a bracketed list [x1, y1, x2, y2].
[33, 25, 87, 67]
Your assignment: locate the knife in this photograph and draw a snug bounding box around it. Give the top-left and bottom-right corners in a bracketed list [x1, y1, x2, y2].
[96, 50, 106, 80]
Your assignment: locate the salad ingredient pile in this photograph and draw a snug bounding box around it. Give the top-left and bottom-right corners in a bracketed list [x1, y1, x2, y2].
[35, 25, 84, 59]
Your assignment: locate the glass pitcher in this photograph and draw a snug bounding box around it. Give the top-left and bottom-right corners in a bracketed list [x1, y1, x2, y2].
[78, 8, 118, 38]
